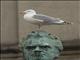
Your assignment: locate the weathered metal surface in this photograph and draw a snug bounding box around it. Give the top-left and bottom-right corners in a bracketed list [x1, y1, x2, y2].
[20, 30, 63, 60]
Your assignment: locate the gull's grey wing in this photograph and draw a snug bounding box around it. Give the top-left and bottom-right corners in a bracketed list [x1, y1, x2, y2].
[33, 14, 64, 25]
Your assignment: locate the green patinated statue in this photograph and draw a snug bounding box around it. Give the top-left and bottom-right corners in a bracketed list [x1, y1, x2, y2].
[20, 30, 63, 60]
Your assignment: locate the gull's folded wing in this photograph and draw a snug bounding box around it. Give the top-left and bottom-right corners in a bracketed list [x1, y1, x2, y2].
[33, 14, 64, 25]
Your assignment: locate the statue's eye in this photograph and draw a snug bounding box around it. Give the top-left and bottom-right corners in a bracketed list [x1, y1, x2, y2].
[40, 45, 51, 49]
[39, 45, 51, 51]
[26, 46, 36, 50]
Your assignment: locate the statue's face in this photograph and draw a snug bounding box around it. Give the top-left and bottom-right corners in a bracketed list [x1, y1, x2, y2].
[23, 37, 60, 60]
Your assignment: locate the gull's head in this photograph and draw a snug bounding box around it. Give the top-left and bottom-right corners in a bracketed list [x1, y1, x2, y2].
[24, 9, 36, 15]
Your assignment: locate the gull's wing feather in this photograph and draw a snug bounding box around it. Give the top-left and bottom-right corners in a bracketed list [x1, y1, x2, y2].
[33, 14, 64, 25]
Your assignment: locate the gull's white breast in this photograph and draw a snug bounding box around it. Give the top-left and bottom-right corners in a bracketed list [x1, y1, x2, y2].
[24, 14, 43, 25]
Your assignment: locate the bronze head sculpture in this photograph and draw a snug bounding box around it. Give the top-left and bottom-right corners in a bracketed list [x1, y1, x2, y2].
[20, 31, 63, 60]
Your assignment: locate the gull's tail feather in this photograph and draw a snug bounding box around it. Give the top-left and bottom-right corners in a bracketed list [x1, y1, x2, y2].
[49, 21, 73, 25]
[63, 21, 73, 25]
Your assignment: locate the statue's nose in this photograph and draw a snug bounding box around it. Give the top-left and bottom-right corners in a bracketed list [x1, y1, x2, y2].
[34, 46, 42, 52]
[34, 46, 42, 56]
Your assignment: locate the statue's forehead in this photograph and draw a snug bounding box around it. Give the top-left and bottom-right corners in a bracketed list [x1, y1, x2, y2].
[24, 37, 55, 47]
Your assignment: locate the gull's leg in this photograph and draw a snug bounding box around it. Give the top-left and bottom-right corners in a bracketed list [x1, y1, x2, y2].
[38, 24, 41, 29]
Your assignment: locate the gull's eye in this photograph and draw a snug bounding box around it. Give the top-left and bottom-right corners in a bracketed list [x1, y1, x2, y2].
[27, 11, 31, 12]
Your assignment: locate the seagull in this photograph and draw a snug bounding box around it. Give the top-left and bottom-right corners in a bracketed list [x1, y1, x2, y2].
[20, 9, 72, 29]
